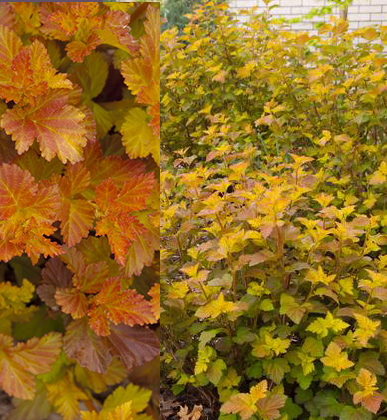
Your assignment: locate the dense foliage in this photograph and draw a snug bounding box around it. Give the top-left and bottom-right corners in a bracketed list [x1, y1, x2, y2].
[161, 2, 387, 419]
[161, 0, 202, 32]
[0, 2, 160, 420]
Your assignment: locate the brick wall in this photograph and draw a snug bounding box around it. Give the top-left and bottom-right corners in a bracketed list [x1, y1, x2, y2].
[228, 0, 387, 30]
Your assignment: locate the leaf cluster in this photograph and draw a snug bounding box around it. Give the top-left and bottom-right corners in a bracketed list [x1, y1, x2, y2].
[0, 3, 160, 420]
[161, 2, 387, 419]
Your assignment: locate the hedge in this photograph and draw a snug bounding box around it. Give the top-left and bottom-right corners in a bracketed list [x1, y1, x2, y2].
[161, 2, 387, 420]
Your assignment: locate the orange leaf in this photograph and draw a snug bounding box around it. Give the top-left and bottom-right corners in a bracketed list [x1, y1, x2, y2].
[0, 164, 62, 263]
[82, 142, 146, 188]
[121, 5, 160, 141]
[95, 178, 119, 213]
[58, 164, 95, 247]
[1, 91, 87, 163]
[62, 164, 91, 197]
[55, 288, 89, 319]
[96, 214, 146, 266]
[0, 162, 37, 219]
[0, 4, 15, 28]
[148, 284, 160, 320]
[115, 172, 156, 212]
[359, 394, 383, 414]
[74, 261, 110, 294]
[149, 101, 160, 139]
[0, 332, 62, 399]
[59, 248, 109, 294]
[88, 278, 156, 336]
[98, 10, 138, 55]
[59, 198, 95, 247]
[66, 34, 101, 63]
[94, 175, 156, 266]
[121, 6, 159, 103]
[12, 332, 62, 375]
[0, 24, 22, 80]
[40, 3, 138, 63]
[256, 394, 287, 420]
[221, 394, 257, 420]
[125, 222, 159, 277]
[0, 32, 72, 103]
[88, 305, 111, 337]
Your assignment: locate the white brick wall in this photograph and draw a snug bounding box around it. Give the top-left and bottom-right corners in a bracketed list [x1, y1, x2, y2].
[229, 0, 387, 29]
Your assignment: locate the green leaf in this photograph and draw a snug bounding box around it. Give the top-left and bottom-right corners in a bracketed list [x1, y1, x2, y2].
[199, 328, 224, 349]
[206, 358, 227, 385]
[9, 255, 41, 286]
[283, 398, 303, 420]
[8, 382, 52, 420]
[13, 307, 64, 341]
[194, 346, 214, 375]
[171, 384, 185, 396]
[233, 326, 256, 344]
[301, 337, 324, 358]
[295, 388, 313, 405]
[260, 299, 274, 311]
[308, 391, 344, 418]
[291, 366, 313, 390]
[262, 358, 290, 383]
[36, 351, 69, 384]
[246, 362, 262, 379]
[279, 294, 306, 323]
[218, 414, 238, 420]
[73, 51, 109, 99]
[357, 351, 385, 376]
[89, 100, 114, 139]
[340, 406, 372, 420]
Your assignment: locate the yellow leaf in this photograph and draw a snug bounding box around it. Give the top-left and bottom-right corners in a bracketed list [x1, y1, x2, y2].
[46, 372, 88, 420]
[252, 333, 290, 358]
[250, 380, 268, 402]
[306, 266, 336, 286]
[107, 402, 133, 420]
[369, 171, 386, 185]
[353, 369, 383, 414]
[220, 381, 267, 420]
[167, 282, 189, 300]
[180, 263, 199, 278]
[221, 393, 257, 420]
[321, 342, 354, 372]
[121, 108, 159, 165]
[356, 368, 378, 393]
[195, 293, 238, 319]
[353, 314, 380, 346]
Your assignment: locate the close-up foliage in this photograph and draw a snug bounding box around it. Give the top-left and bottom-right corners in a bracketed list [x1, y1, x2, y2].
[0, 2, 160, 420]
[161, 2, 387, 419]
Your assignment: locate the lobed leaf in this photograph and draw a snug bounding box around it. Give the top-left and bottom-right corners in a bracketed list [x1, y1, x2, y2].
[2, 91, 87, 164]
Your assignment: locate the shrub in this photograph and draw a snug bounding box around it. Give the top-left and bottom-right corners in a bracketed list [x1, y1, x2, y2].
[161, 2, 387, 419]
[162, 0, 203, 32]
[0, 3, 160, 420]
